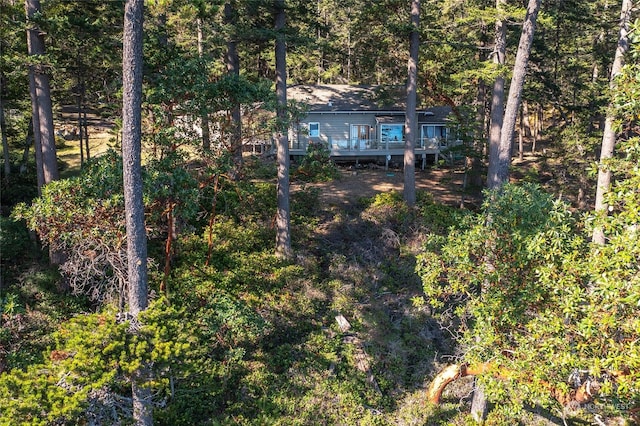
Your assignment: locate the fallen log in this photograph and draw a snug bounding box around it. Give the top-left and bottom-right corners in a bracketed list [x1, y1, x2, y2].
[426, 362, 493, 404]
[426, 362, 628, 410]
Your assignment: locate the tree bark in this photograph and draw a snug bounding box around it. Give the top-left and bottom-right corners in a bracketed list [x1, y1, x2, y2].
[522, 101, 532, 137]
[518, 103, 524, 161]
[0, 74, 10, 177]
[403, 0, 419, 207]
[77, 78, 84, 166]
[225, 1, 243, 171]
[485, 0, 507, 190]
[474, 1, 507, 419]
[427, 362, 628, 409]
[83, 102, 90, 160]
[20, 117, 34, 175]
[25, 0, 59, 185]
[122, 0, 152, 423]
[196, 17, 211, 151]
[593, 0, 632, 245]
[28, 74, 45, 196]
[489, 0, 541, 190]
[274, 0, 292, 259]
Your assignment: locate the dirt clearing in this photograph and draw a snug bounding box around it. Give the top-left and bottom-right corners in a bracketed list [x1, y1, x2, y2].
[296, 167, 479, 209]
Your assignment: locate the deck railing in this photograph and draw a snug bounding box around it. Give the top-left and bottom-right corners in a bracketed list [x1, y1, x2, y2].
[291, 137, 448, 152]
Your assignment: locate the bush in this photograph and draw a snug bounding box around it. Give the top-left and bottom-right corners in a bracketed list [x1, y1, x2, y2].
[12, 150, 200, 304]
[417, 183, 639, 421]
[293, 143, 340, 182]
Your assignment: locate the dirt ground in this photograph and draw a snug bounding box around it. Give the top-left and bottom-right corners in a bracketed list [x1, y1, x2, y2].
[297, 166, 480, 209]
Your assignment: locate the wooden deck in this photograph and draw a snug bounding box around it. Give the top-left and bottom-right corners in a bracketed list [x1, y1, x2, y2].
[289, 138, 459, 169]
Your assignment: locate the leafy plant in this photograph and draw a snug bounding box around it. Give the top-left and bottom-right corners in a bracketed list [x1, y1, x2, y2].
[417, 183, 639, 421]
[12, 150, 200, 304]
[0, 293, 23, 316]
[293, 142, 340, 182]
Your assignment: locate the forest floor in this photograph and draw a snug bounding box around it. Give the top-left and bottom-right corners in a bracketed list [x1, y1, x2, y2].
[299, 166, 478, 209]
[39, 114, 568, 423]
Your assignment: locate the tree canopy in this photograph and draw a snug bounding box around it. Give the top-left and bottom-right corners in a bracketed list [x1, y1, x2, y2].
[1, 0, 638, 424]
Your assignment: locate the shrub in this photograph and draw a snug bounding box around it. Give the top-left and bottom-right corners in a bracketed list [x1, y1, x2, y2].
[417, 183, 639, 421]
[12, 150, 200, 304]
[293, 143, 340, 182]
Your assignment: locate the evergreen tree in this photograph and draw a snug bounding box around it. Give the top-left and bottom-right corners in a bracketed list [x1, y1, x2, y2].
[486, 0, 507, 190]
[403, 0, 420, 207]
[593, 0, 633, 245]
[274, 0, 292, 259]
[25, 0, 58, 186]
[489, 0, 541, 189]
[122, 0, 152, 422]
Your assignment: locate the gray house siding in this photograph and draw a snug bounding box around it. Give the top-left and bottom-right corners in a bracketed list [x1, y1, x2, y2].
[287, 85, 457, 167]
[292, 112, 379, 150]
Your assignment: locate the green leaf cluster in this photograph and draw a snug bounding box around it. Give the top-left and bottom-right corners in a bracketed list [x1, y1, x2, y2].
[293, 142, 340, 182]
[417, 182, 639, 419]
[11, 150, 200, 302]
[0, 300, 189, 425]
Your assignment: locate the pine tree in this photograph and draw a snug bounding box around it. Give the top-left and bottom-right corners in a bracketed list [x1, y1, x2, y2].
[274, 0, 292, 259]
[122, 0, 152, 422]
[25, 0, 58, 186]
[403, 0, 420, 207]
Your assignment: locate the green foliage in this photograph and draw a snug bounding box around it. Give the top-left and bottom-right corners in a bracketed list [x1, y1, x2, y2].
[0, 300, 191, 425]
[293, 143, 340, 182]
[207, 179, 277, 227]
[144, 153, 200, 230]
[290, 185, 321, 231]
[0, 293, 23, 316]
[362, 190, 467, 236]
[0, 171, 39, 208]
[11, 150, 200, 303]
[0, 217, 33, 266]
[417, 183, 639, 420]
[243, 156, 277, 180]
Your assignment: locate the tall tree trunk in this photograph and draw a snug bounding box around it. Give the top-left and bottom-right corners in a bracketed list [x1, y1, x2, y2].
[522, 101, 532, 137]
[122, 0, 152, 423]
[472, 1, 506, 418]
[26, 0, 67, 269]
[518, 103, 524, 161]
[403, 0, 420, 207]
[225, 1, 242, 171]
[25, 0, 59, 185]
[77, 77, 84, 166]
[593, 0, 632, 245]
[489, 0, 541, 190]
[82, 80, 90, 161]
[0, 75, 10, 177]
[485, 0, 506, 190]
[532, 104, 542, 153]
[469, 36, 488, 189]
[20, 117, 34, 175]
[28, 74, 45, 194]
[316, 0, 323, 83]
[196, 17, 211, 151]
[274, 0, 292, 259]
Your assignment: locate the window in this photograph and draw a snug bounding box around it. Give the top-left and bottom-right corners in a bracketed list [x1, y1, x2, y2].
[308, 122, 320, 137]
[351, 124, 370, 141]
[422, 125, 447, 140]
[380, 124, 404, 142]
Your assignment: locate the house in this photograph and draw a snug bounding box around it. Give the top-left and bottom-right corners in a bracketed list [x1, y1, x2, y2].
[287, 84, 457, 169]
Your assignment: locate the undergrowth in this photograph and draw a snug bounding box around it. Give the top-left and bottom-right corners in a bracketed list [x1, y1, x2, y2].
[1, 162, 487, 425]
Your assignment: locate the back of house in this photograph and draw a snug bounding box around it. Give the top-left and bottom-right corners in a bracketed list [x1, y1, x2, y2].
[287, 84, 455, 168]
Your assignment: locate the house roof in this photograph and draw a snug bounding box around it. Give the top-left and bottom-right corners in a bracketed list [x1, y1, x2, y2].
[287, 84, 452, 122]
[288, 84, 403, 112]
